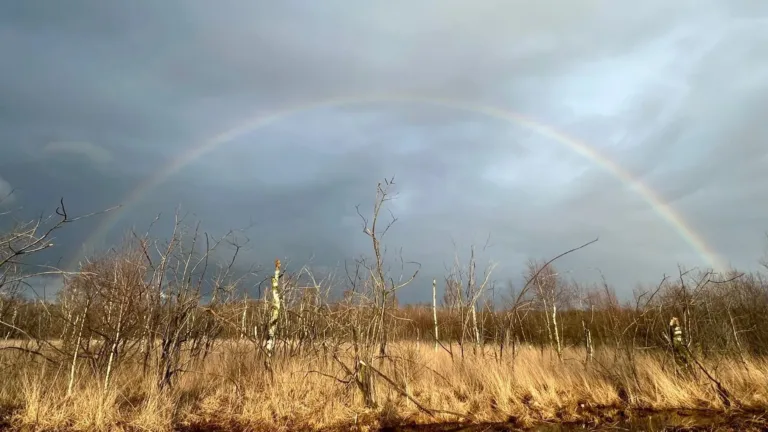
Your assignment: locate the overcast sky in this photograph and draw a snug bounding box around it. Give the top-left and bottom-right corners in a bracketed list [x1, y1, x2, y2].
[1, 1, 767, 302]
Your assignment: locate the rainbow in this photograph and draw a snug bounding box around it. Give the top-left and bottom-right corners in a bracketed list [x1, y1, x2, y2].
[71, 94, 727, 272]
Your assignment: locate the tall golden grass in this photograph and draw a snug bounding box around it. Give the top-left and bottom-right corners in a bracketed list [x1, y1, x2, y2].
[2, 342, 768, 431]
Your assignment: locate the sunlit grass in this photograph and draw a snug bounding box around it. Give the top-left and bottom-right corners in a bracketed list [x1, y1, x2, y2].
[2, 342, 767, 431]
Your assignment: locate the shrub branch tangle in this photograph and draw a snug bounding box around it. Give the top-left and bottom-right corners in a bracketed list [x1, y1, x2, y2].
[2, 183, 768, 430]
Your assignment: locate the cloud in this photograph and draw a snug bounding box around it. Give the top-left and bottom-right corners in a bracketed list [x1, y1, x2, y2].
[1, 1, 767, 302]
[20, 274, 66, 299]
[0, 176, 14, 205]
[42, 141, 113, 165]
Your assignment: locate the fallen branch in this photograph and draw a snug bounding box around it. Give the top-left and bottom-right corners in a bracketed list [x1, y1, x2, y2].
[360, 360, 471, 420]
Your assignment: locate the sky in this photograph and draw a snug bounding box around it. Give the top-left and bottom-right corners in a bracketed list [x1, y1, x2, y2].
[1, 1, 767, 302]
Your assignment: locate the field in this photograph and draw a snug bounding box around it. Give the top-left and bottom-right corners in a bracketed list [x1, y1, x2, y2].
[2, 341, 768, 431]
[3, 188, 768, 431]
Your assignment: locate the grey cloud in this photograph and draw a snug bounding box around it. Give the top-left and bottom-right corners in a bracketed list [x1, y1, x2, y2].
[1, 1, 768, 302]
[42, 142, 113, 165]
[19, 275, 66, 300]
[0, 176, 14, 205]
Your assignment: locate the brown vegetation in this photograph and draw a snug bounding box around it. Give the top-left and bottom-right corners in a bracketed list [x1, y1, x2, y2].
[2, 183, 768, 431]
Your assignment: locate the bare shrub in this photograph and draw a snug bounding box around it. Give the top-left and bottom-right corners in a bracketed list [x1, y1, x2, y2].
[2, 184, 768, 431]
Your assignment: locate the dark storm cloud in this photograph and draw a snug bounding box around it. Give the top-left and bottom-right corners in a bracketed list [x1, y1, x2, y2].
[1, 1, 767, 302]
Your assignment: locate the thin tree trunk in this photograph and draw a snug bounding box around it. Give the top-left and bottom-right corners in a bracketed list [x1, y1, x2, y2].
[240, 296, 248, 339]
[432, 279, 439, 351]
[378, 292, 388, 357]
[552, 302, 562, 360]
[104, 300, 125, 391]
[471, 301, 481, 351]
[582, 319, 593, 363]
[67, 303, 89, 397]
[727, 307, 747, 367]
[265, 259, 282, 357]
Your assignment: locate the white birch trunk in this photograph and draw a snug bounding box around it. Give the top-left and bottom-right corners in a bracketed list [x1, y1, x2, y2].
[67, 303, 89, 397]
[104, 300, 125, 391]
[265, 259, 282, 357]
[432, 279, 439, 351]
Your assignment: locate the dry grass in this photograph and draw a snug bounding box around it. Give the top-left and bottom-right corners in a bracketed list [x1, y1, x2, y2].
[2, 342, 768, 431]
